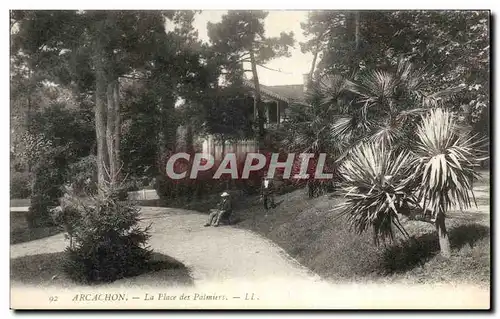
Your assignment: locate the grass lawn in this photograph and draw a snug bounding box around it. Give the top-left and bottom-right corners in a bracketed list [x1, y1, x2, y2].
[13, 171, 489, 287]
[232, 171, 490, 287]
[167, 170, 490, 287]
[10, 211, 62, 245]
[10, 202, 194, 289]
[10, 198, 63, 244]
[10, 251, 194, 288]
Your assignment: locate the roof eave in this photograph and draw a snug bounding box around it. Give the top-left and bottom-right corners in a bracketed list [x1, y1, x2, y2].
[242, 80, 290, 103]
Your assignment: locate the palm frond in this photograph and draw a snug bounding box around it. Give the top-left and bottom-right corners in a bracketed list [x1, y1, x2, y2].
[395, 59, 429, 94]
[413, 108, 487, 214]
[370, 123, 402, 148]
[422, 85, 466, 108]
[348, 70, 399, 115]
[334, 141, 417, 245]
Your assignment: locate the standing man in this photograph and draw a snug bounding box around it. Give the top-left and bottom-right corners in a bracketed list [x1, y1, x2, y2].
[261, 172, 276, 211]
[308, 178, 317, 198]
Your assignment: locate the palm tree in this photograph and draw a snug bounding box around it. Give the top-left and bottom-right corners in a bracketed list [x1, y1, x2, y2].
[280, 74, 358, 193]
[345, 60, 464, 151]
[335, 141, 417, 245]
[283, 60, 487, 256]
[281, 74, 357, 157]
[334, 108, 487, 256]
[411, 108, 487, 257]
[281, 60, 462, 174]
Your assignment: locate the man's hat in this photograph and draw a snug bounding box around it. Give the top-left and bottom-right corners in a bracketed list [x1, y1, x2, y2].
[221, 192, 230, 197]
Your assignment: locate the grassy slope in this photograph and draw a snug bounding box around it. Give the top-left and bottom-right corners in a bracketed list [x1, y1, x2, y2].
[232, 171, 490, 287]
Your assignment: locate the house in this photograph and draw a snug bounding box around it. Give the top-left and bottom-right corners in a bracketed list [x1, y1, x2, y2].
[243, 79, 306, 128]
[200, 74, 308, 162]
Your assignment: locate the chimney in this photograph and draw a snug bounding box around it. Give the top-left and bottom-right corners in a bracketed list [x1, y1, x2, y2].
[303, 73, 310, 93]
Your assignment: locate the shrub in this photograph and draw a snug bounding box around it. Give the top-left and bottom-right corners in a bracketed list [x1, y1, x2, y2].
[62, 189, 152, 284]
[50, 205, 80, 249]
[27, 160, 65, 228]
[154, 174, 196, 200]
[10, 171, 30, 199]
[66, 155, 98, 196]
[18, 105, 95, 227]
[120, 175, 157, 192]
[122, 179, 139, 192]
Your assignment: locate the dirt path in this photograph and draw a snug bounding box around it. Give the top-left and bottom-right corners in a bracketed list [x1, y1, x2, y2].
[10, 207, 323, 287]
[137, 207, 324, 286]
[10, 206, 490, 309]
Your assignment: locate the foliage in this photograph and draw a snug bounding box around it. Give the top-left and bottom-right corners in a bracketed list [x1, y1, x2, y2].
[12, 10, 209, 191]
[336, 142, 416, 244]
[412, 108, 487, 215]
[14, 131, 53, 170]
[334, 108, 488, 249]
[201, 85, 255, 143]
[61, 190, 152, 284]
[21, 128, 65, 228]
[302, 10, 489, 125]
[29, 103, 95, 161]
[207, 11, 295, 77]
[120, 83, 161, 179]
[27, 157, 66, 228]
[66, 155, 98, 196]
[208, 10, 295, 146]
[281, 60, 461, 170]
[391, 11, 489, 123]
[12, 103, 94, 176]
[20, 104, 95, 227]
[280, 74, 358, 157]
[10, 171, 30, 199]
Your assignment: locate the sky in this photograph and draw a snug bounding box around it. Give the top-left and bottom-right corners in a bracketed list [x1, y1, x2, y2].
[192, 10, 313, 86]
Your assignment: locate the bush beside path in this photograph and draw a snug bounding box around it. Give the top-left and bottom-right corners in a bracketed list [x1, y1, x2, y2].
[10, 206, 322, 288]
[10, 202, 490, 309]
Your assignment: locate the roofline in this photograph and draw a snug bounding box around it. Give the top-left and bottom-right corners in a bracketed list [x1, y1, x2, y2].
[242, 80, 290, 103]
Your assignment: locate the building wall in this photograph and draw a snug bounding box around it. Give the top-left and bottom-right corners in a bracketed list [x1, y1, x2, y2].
[201, 135, 258, 162]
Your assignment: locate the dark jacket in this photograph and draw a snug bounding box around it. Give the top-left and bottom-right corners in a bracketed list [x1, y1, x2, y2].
[217, 197, 232, 213]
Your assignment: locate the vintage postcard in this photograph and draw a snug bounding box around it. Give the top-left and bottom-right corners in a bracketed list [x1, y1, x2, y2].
[9, 9, 491, 310]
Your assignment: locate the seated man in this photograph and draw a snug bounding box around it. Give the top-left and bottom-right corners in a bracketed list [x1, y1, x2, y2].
[204, 192, 232, 227]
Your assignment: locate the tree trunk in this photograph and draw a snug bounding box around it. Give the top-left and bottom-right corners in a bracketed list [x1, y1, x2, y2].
[249, 50, 266, 151]
[346, 11, 361, 73]
[94, 46, 110, 193]
[106, 81, 117, 186]
[113, 80, 121, 182]
[309, 48, 319, 82]
[156, 97, 176, 174]
[354, 11, 360, 51]
[220, 137, 230, 190]
[435, 211, 451, 258]
[105, 78, 121, 187]
[220, 136, 226, 163]
[25, 68, 34, 173]
[309, 30, 326, 81]
[185, 124, 194, 154]
[157, 105, 166, 173]
[163, 98, 178, 152]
